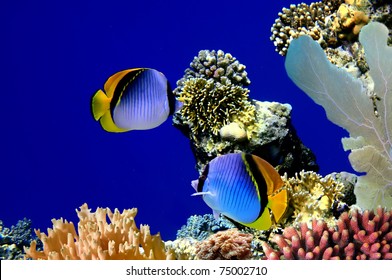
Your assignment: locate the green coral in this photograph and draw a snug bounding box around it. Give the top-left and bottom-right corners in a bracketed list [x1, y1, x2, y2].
[177, 77, 256, 137]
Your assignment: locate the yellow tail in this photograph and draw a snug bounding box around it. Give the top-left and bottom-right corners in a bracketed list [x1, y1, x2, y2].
[91, 89, 110, 121]
[268, 189, 288, 223]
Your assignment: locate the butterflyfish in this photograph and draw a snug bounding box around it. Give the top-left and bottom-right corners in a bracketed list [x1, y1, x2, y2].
[91, 68, 175, 132]
[191, 153, 288, 230]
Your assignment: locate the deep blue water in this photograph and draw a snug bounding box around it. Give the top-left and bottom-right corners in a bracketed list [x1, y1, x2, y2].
[2, 0, 354, 241]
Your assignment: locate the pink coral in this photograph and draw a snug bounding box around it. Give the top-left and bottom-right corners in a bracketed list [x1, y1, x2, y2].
[262, 207, 392, 260]
[195, 228, 253, 260]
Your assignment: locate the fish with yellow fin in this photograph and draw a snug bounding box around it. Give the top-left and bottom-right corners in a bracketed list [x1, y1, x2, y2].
[91, 68, 176, 132]
[191, 153, 288, 230]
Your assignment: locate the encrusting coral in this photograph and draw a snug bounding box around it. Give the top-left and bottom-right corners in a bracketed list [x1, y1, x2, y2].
[195, 228, 253, 260]
[24, 203, 175, 260]
[261, 206, 392, 259]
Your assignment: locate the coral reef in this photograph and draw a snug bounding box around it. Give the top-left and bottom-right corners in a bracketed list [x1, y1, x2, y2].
[332, 2, 370, 41]
[261, 206, 392, 259]
[173, 49, 318, 175]
[282, 171, 346, 227]
[270, 0, 344, 55]
[24, 203, 175, 260]
[329, 171, 357, 206]
[176, 77, 256, 138]
[166, 237, 198, 260]
[195, 228, 253, 260]
[285, 22, 392, 210]
[176, 214, 235, 241]
[0, 219, 42, 260]
[270, 0, 392, 56]
[174, 50, 250, 92]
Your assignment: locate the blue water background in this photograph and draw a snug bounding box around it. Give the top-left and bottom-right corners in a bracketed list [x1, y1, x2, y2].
[2, 0, 354, 240]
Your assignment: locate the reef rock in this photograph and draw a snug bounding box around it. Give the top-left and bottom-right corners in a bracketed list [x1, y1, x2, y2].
[173, 49, 318, 175]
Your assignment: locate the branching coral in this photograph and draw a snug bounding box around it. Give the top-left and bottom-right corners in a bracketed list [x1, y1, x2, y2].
[261, 207, 392, 259]
[270, 0, 344, 55]
[177, 77, 256, 137]
[24, 203, 175, 260]
[282, 171, 345, 227]
[195, 228, 253, 260]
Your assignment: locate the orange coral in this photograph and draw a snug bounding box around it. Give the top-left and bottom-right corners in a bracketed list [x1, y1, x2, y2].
[195, 228, 253, 260]
[24, 203, 175, 260]
[333, 3, 369, 40]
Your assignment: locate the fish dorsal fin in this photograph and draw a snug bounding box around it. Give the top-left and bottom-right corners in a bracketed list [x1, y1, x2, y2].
[267, 189, 288, 223]
[242, 207, 272, 230]
[103, 68, 143, 98]
[251, 154, 284, 196]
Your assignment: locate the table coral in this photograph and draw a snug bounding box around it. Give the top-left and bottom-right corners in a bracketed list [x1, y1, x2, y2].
[195, 228, 253, 260]
[261, 206, 392, 259]
[24, 203, 175, 260]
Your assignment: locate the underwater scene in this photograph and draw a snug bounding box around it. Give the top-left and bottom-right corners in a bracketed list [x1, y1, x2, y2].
[2, 0, 392, 260]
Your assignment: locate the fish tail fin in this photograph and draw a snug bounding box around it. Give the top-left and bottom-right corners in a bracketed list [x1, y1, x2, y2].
[91, 89, 110, 121]
[268, 189, 288, 223]
[91, 89, 129, 133]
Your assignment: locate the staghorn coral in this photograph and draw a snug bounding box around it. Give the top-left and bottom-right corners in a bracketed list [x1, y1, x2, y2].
[195, 228, 253, 260]
[261, 206, 392, 259]
[24, 203, 175, 260]
[282, 171, 346, 227]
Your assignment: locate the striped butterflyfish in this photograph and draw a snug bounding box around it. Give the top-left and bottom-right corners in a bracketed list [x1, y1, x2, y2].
[91, 68, 175, 132]
[191, 153, 288, 230]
